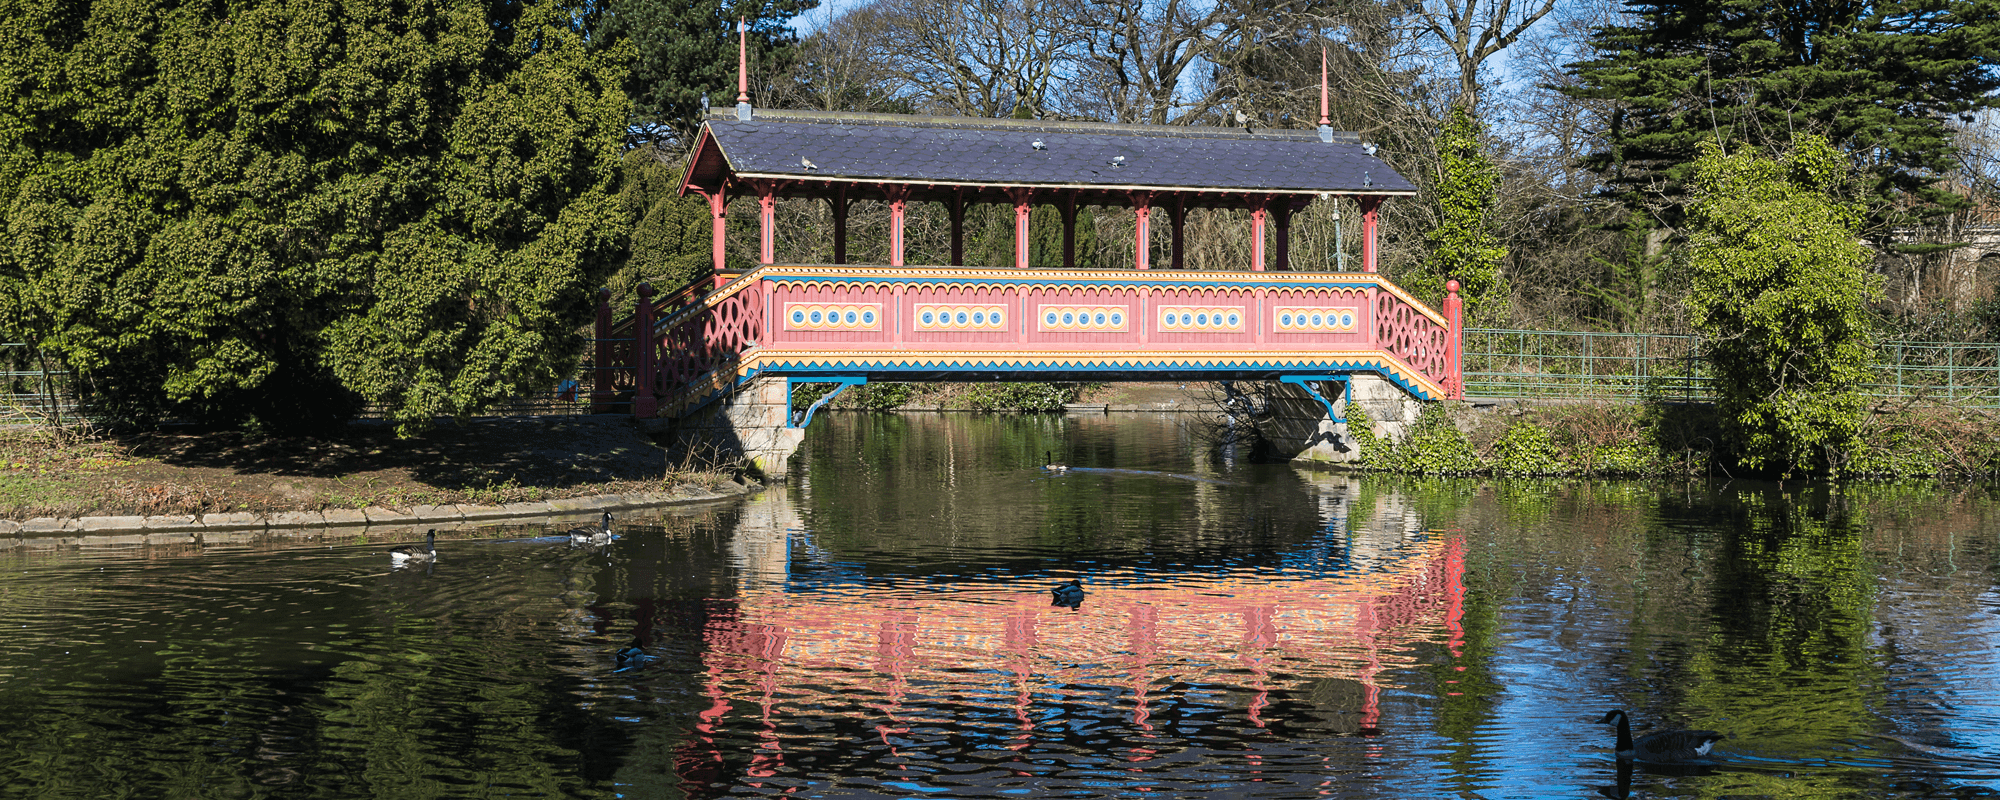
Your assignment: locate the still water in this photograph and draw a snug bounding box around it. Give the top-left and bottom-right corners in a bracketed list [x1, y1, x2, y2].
[2, 412, 1998, 799]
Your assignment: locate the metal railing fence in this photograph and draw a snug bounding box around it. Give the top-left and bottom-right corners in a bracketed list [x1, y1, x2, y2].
[2, 343, 75, 427]
[1462, 329, 2000, 407]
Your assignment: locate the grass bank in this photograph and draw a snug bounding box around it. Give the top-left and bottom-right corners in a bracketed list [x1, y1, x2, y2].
[4, 416, 744, 520]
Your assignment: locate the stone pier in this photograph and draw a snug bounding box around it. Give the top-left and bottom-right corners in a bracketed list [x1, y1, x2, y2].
[1252, 374, 1427, 464]
[654, 376, 805, 478]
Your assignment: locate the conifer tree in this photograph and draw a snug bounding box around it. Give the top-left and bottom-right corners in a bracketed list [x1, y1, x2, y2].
[0, 0, 631, 433]
[1566, 0, 2000, 229]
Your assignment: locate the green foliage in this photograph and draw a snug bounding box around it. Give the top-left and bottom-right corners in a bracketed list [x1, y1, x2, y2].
[846, 382, 916, 411]
[1686, 137, 1882, 475]
[0, 0, 630, 434]
[1565, 0, 2000, 229]
[963, 382, 1073, 412]
[1583, 212, 1665, 332]
[1392, 403, 1481, 475]
[1028, 205, 1098, 269]
[614, 144, 726, 303]
[1406, 106, 1508, 322]
[1491, 422, 1566, 477]
[602, 0, 816, 144]
[1342, 403, 1385, 466]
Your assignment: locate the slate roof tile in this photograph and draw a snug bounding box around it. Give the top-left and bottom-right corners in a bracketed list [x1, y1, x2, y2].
[693, 110, 1414, 196]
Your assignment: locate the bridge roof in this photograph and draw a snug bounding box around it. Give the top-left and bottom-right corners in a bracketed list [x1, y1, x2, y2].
[681, 109, 1416, 206]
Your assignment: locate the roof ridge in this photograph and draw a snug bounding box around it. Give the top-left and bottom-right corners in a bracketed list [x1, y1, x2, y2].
[704, 108, 1361, 143]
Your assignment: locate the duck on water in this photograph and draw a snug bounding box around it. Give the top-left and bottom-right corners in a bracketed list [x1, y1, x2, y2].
[1050, 579, 1085, 608]
[1598, 710, 1726, 763]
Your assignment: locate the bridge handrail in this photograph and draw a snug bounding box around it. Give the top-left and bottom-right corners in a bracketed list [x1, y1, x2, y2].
[596, 265, 1469, 417]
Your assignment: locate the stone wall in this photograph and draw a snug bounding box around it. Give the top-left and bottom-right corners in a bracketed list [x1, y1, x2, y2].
[653, 376, 805, 478]
[1250, 375, 1426, 465]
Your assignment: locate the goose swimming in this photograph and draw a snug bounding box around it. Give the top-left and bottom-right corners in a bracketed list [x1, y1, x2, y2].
[1598, 710, 1726, 763]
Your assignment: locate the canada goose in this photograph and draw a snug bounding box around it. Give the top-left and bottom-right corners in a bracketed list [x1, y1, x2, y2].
[1050, 579, 1085, 607]
[1598, 710, 1726, 762]
[390, 530, 437, 566]
[568, 512, 613, 544]
[1044, 451, 1069, 472]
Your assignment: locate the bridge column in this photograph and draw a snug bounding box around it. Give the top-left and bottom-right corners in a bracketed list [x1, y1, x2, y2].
[632, 283, 657, 418]
[886, 184, 911, 267]
[660, 374, 806, 479]
[1249, 196, 1268, 272]
[1059, 192, 1078, 269]
[1170, 196, 1187, 270]
[1361, 195, 1381, 273]
[1009, 188, 1034, 269]
[696, 186, 730, 281]
[949, 189, 966, 266]
[1273, 198, 1294, 271]
[591, 288, 614, 413]
[1132, 192, 1153, 270]
[832, 186, 849, 265]
[756, 182, 777, 265]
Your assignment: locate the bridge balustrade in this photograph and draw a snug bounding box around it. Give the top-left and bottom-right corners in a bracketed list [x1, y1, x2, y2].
[596, 265, 1465, 420]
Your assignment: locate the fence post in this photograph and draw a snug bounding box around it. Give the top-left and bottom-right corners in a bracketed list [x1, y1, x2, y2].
[1444, 279, 1464, 399]
[591, 288, 614, 414]
[633, 283, 657, 419]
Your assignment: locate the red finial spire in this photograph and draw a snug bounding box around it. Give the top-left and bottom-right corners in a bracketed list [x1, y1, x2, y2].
[736, 18, 750, 106]
[1319, 46, 1330, 127]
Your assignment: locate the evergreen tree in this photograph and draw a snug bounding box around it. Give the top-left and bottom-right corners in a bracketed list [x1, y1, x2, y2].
[1686, 136, 1881, 475]
[602, 0, 817, 144]
[1408, 106, 1508, 321]
[617, 144, 731, 300]
[0, 0, 630, 433]
[1565, 0, 2000, 230]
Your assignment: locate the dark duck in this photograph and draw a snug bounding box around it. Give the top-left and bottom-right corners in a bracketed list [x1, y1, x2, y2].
[1597, 710, 1726, 763]
[389, 530, 438, 567]
[1050, 579, 1085, 608]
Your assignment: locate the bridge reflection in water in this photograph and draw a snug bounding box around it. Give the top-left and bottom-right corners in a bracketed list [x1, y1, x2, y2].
[678, 489, 1465, 793]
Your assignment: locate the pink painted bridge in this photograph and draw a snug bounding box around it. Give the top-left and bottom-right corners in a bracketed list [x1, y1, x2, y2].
[590, 106, 1465, 472]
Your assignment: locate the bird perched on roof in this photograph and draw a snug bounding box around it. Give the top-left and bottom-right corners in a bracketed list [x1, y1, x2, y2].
[1234, 109, 1254, 133]
[701, 93, 710, 113]
[1032, 139, 1046, 150]
[1363, 142, 1378, 156]
[1597, 710, 1727, 763]
[801, 157, 819, 172]
[1109, 155, 1125, 168]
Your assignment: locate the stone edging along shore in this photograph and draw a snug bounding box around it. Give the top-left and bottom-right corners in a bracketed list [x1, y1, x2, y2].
[0, 481, 761, 548]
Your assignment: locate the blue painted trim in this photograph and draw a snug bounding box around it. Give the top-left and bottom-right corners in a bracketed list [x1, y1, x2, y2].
[788, 377, 867, 428]
[664, 356, 1440, 420]
[1279, 375, 1352, 424]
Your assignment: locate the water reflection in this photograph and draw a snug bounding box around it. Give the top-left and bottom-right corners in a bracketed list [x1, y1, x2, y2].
[0, 415, 1995, 799]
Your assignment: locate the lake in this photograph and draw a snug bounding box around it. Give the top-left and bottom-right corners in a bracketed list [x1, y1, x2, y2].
[1, 411, 1996, 799]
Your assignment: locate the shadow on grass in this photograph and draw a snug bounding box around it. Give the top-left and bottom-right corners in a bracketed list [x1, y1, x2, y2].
[116, 417, 683, 491]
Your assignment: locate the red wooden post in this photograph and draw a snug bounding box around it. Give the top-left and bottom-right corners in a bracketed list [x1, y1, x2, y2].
[704, 186, 729, 281]
[1010, 188, 1034, 268]
[632, 282, 657, 418]
[1444, 278, 1465, 399]
[1059, 192, 1078, 269]
[757, 181, 777, 265]
[1248, 196, 1268, 272]
[1273, 199, 1294, 271]
[591, 288, 614, 413]
[1361, 195, 1381, 273]
[1170, 196, 1187, 270]
[831, 186, 849, 265]
[948, 189, 966, 266]
[886, 184, 911, 266]
[1132, 192, 1152, 270]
